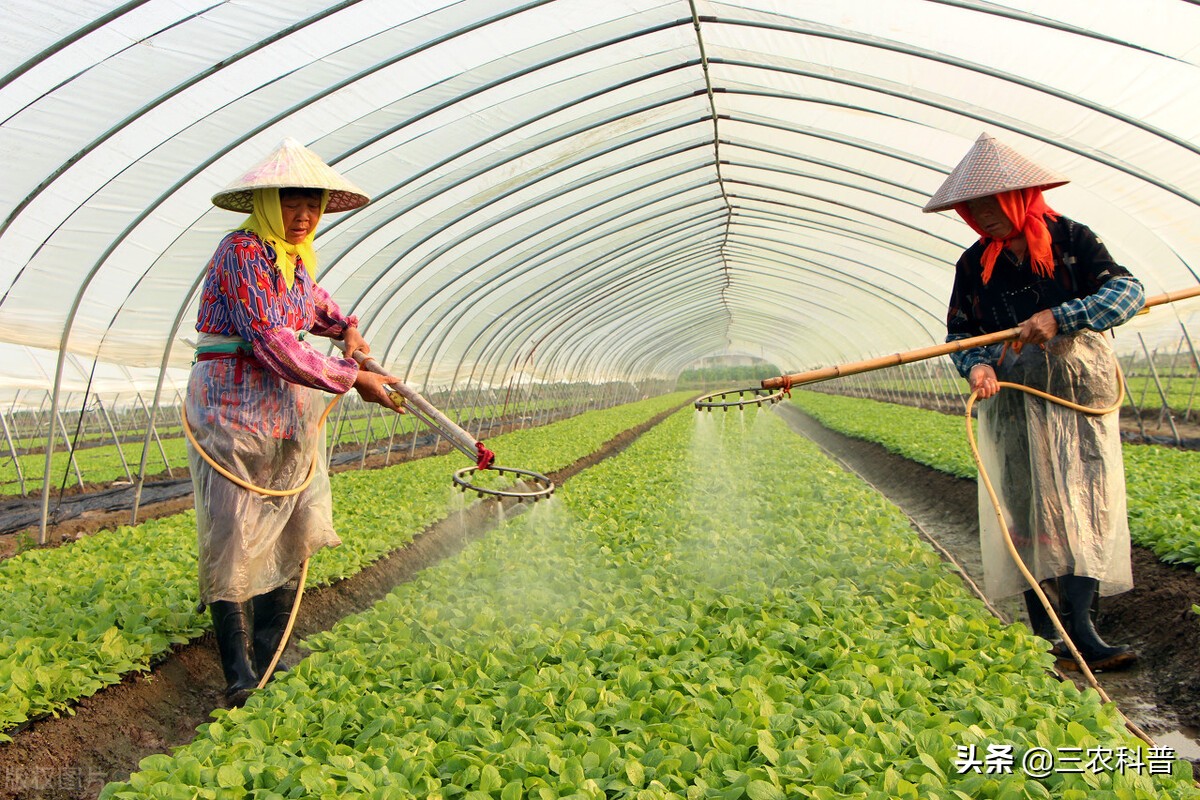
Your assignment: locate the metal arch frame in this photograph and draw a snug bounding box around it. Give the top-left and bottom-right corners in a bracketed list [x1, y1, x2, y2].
[722, 138, 943, 199]
[340, 113, 955, 388]
[13, 4, 1198, 336]
[409, 210, 931, 397]
[720, 231, 947, 324]
[917, 0, 1177, 56]
[556, 300, 854, 385]
[344, 133, 718, 370]
[552, 300, 728, 385]
[0, 0, 572, 241]
[705, 16, 1200, 157]
[379, 160, 733, 383]
[430, 213, 730, 398]
[80, 24, 1131, 399]
[482, 237, 931, 383]
[14, 4, 1200, 537]
[480, 247, 862, 386]
[24, 15, 1198, 372]
[477, 250, 729, 391]
[468, 237, 731, 393]
[319, 24, 1200, 378]
[443, 209, 732, 396]
[0, 1, 154, 92]
[332, 87, 946, 357]
[706, 57, 1200, 206]
[719, 249, 939, 349]
[4, 10, 696, 330]
[549, 291, 831, 385]
[314, 57, 704, 245]
[436, 193, 742, 378]
[309, 92, 717, 347]
[726, 201, 959, 266]
[424, 165, 955, 391]
[358, 159, 724, 384]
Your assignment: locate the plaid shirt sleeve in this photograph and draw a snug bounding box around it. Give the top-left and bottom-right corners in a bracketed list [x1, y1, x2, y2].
[947, 338, 1004, 378]
[946, 276, 1145, 378]
[1050, 276, 1145, 334]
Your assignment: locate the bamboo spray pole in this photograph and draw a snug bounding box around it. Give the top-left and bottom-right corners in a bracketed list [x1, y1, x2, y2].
[761, 286, 1200, 391]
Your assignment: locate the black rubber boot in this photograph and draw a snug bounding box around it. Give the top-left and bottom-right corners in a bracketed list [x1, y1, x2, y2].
[1055, 575, 1137, 672]
[1023, 588, 1059, 642]
[252, 580, 299, 681]
[209, 600, 259, 706]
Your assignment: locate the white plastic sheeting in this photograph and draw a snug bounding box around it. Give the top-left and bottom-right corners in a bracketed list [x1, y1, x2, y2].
[2, 0, 1199, 400]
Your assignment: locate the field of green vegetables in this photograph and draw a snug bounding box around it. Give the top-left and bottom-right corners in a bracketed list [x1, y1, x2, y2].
[836, 374, 1198, 419]
[790, 391, 1200, 571]
[0, 397, 583, 498]
[101, 407, 1197, 798]
[0, 393, 691, 738]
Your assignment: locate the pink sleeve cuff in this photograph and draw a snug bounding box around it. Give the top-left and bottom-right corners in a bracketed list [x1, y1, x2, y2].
[253, 328, 358, 394]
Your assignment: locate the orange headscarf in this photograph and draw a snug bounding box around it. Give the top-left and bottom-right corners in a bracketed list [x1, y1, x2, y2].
[954, 188, 1059, 284]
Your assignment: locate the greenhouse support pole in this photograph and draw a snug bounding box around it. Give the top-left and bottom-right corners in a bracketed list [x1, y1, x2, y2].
[1137, 333, 1181, 445]
[55, 406, 85, 491]
[430, 386, 447, 454]
[1163, 337, 1184, 415]
[359, 404, 379, 469]
[464, 381, 486, 442]
[96, 396, 132, 482]
[1, 410, 27, 497]
[1117, 353, 1148, 442]
[1180, 323, 1199, 422]
[131, 358, 178, 526]
[7, 394, 28, 454]
[137, 394, 174, 478]
[37, 393, 60, 544]
[383, 406, 403, 467]
[327, 400, 349, 463]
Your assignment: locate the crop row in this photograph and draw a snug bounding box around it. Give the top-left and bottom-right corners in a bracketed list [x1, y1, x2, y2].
[851, 375, 1198, 418]
[101, 407, 1196, 798]
[789, 392, 1200, 571]
[0, 396, 588, 498]
[0, 392, 692, 737]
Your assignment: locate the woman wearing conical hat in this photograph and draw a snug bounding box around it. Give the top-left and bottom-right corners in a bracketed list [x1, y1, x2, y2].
[188, 138, 401, 704]
[925, 133, 1143, 672]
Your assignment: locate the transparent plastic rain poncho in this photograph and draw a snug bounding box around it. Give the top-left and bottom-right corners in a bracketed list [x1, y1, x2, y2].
[186, 355, 340, 604]
[975, 330, 1132, 601]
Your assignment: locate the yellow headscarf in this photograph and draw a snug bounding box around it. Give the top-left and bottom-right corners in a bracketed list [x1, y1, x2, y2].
[238, 187, 328, 289]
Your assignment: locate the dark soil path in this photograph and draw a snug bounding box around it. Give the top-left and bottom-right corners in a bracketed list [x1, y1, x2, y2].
[775, 402, 1200, 774]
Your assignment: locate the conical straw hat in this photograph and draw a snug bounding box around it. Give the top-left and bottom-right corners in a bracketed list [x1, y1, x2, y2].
[923, 132, 1068, 213]
[211, 137, 370, 213]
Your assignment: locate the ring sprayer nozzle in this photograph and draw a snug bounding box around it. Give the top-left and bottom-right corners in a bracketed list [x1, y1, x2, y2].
[341, 344, 554, 502]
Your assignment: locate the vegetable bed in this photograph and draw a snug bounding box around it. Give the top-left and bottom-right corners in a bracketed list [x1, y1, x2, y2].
[0, 393, 691, 738]
[789, 391, 1200, 571]
[102, 408, 1196, 798]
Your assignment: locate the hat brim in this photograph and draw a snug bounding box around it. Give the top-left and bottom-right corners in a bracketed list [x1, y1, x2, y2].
[211, 186, 370, 214]
[211, 137, 371, 213]
[922, 132, 1069, 213]
[922, 178, 1069, 213]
